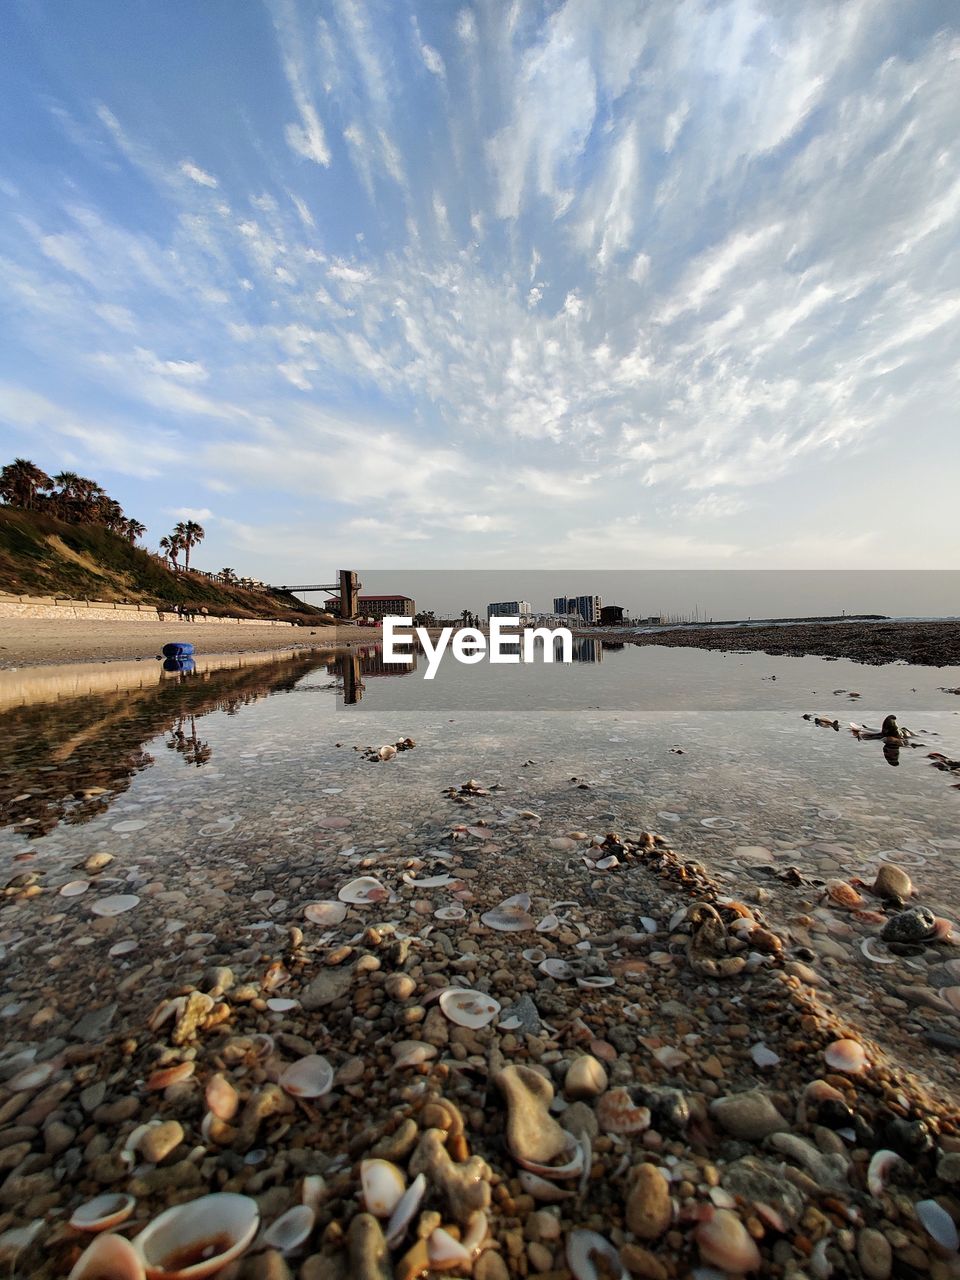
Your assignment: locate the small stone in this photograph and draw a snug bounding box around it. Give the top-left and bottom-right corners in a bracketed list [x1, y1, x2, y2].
[79, 1082, 107, 1113]
[140, 1120, 184, 1164]
[620, 1242, 669, 1280]
[302, 967, 354, 1011]
[347, 1213, 390, 1280]
[474, 1251, 510, 1280]
[937, 1152, 960, 1184]
[385, 974, 416, 1000]
[709, 1089, 788, 1141]
[882, 907, 936, 944]
[527, 1241, 553, 1271]
[625, 1163, 672, 1240]
[495, 1065, 569, 1164]
[564, 1054, 608, 1101]
[858, 1227, 893, 1280]
[71, 1003, 117, 1042]
[44, 1121, 76, 1155]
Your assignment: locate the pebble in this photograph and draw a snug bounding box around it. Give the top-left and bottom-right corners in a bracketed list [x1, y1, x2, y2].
[709, 1089, 789, 1140]
[625, 1163, 672, 1240]
[858, 1227, 893, 1280]
[139, 1120, 184, 1164]
[563, 1054, 608, 1101]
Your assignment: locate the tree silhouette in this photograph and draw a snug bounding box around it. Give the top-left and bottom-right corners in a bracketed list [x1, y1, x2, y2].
[0, 458, 53, 510]
[172, 520, 205, 571]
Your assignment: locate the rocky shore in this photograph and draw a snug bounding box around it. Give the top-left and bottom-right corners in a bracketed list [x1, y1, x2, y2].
[624, 621, 960, 668]
[2, 780, 960, 1279]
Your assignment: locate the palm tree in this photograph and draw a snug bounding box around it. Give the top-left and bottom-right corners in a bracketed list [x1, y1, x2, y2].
[173, 520, 205, 571]
[125, 519, 146, 544]
[220, 567, 237, 584]
[159, 535, 179, 569]
[0, 458, 53, 510]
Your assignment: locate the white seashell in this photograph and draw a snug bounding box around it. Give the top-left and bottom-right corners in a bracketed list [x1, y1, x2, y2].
[669, 907, 688, 932]
[824, 1039, 867, 1074]
[70, 1193, 136, 1232]
[338, 877, 388, 904]
[566, 1229, 628, 1279]
[595, 855, 619, 870]
[68, 1233, 145, 1280]
[501, 893, 531, 910]
[438, 987, 501, 1028]
[386, 1172, 426, 1247]
[498, 1016, 522, 1032]
[653, 1045, 688, 1069]
[750, 1043, 780, 1069]
[378, 745, 397, 760]
[133, 1192, 259, 1279]
[516, 1135, 586, 1181]
[461, 1210, 488, 1258]
[260, 1206, 315, 1254]
[391, 1041, 438, 1067]
[266, 998, 299, 1012]
[91, 894, 140, 917]
[279, 1055, 334, 1099]
[916, 1199, 959, 1251]
[304, 902, 347, 926]
[536, 914, 560, 932]
[860, 937, 896, 965]
[361, 1159, 406, 1218]
[695, 1207, 761, 1273]
[481, 904, 535, 931]
[60, 880, 90, 897]
[434, 905, 466, 920]
[539, 958, 573, 980]
[867, 1149, 905, 1197]
[522, 947, 547, 963]
[403, 873, 454, 887]
[577, 975, 615, 989]
[518, 1170, 576, 1201]
[109, 940, 139, 957]
[639, 917, 658, 933]
[428, 1227, 471, 1268]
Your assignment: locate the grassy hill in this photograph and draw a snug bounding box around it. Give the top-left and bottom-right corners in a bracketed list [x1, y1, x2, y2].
[0, 506, 330, 623]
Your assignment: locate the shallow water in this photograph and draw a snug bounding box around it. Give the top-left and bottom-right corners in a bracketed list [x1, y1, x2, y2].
[2, 641, 959, 923]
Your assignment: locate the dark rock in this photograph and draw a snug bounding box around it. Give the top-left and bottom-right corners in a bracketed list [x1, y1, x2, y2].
[881, 907, 936, 944]
[71, 1003, 117, 1042]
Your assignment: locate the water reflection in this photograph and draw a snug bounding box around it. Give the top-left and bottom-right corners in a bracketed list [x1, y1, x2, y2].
[0, 652, 333, 838]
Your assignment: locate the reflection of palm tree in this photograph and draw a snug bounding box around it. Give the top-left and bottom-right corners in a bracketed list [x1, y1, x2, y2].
[168, 715, 213, 766]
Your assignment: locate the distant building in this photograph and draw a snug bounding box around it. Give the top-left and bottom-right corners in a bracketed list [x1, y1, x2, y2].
[600, 604, 625, 625]
[487, 600, 533, 619]
[324, 594, 415, 619]
[554, 594, 602, 623]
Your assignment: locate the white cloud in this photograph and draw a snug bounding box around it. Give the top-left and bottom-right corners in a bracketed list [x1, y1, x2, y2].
[168, 506, 214, 521]
[180, 160, 218, 187]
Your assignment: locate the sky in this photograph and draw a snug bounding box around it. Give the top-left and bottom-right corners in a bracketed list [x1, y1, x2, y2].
[1, 0, 958, 586]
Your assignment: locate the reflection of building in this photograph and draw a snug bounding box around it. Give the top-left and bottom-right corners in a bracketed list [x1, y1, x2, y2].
[487, 600, 532, 619]
[570, 637, 603, 662]
[553, 595, 602, 623]
[600, 604, 625, 625]
[325, 645, 418, 703]
[325, 594, 415, 619]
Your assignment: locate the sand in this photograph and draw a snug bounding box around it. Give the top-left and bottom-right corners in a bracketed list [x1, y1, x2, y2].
[0, 615, 370, 668]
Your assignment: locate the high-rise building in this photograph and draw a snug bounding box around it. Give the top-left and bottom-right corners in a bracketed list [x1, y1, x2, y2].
[486, 600, 533, 619]
[553, 594, 602, 623]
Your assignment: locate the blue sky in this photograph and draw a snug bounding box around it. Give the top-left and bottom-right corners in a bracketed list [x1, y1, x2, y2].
[1, 0, 958, 581]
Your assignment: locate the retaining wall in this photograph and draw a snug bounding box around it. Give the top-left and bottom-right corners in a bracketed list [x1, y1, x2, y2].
[0, 594, 295, 627]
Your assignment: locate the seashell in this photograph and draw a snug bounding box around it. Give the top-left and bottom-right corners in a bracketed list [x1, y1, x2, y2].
[266, 997, 299, 1013]
[434, 905, 466, 920]
[536, 913, 560, 932]
[522, 947, 547, 963]
[403, 873, 454, 887]
[750, 1044, 780, 1069]
[360, 1159, 406, 1218]
[109, 940, 139, 958]
[438, 988, 501, 1028]
[669, 907, 688, 932]
[133, 1193, 259, 1279]
[68, 1233, 145, 1280]
[695, 1206, 761, 1273]
[861, 937, 896, 964]
[385, 1172, 426, 1248]
[596, 1087, 651, 1134]
[639, 916, 658, 934]
[338, 877, 388, 904]
[70, 1193, 136, 1232]
[824, 1039, 867, 1074]
[301, 1176, 326, 1214]
[939, 986, 960, 1012]
[391, 1041, 437, 1068]
[539, 958, 572, 980]
[868, 1149, 906, 1197]
[60, 880, 90, 897]
[427, 1227, 470, 1269]
[595, 855, 619, 870]
[259, 1206, 314, 1255]
[518, 1169, 576, 1201]
[515, 1132, 587, 1181]
[915, 1199, 959, 1251]
[566, 1229, 628, 1280]
[7, 1061, 54, 1092]
[461, 1210, 489, 1258]
[501, 892, 531, 909]
[146, 1061, 195, 1091]
[481, 904, 535, 931]
[825, 879, 864, 910]
[577, 975, 615, 989]
[279, 1055, 333, 1099]
[304, 902, 347, 926]
[498, 1016, 522, 1032]
[91, 894, 140, 916]
[653, 1046, 688, 1069]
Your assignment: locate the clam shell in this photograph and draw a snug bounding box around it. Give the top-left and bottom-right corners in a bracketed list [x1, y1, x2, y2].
[481, 905, 535, 931]
[91, 894, 140, 917]
[391, 1040, 437, 1067]
[522, 947, 547, 963]
[518, 1170, 576, 1201]
[428, 1227, 470, 1268]
[279, 1055, 333, 1099]
[60, 880, 90, 897]
[861, 937, 896, 964]
[385, 1172, 426, 1248]
[596, 1088, 651, 1134]
[338, 877, 388, 905]
[259, 1206, 314, 1254]
[916, 1199, 959, 1251]
[868, 1149, 905, 1197]
[824, 1039, 867, 1074]
[539, 958, 572, 980]
[577, 976, 615, 989]
[133, 1193, 259, 1279]
[695, 1207, 761, 1272]
[266, 998, 299, 1012]
[403, 873, 454, 887]
[826, 879, 864, 909]
[109, 940, 139, 958]
[378, 745, 397, 760]
[70, 1193, 136, 1233]
[566, 1229, 628, 1280]
[438, 987, 501, 1028]
[594, 855, 619, 870]
[68, 1233, 145, 1280]
[146, 1061, 195, 1091]
[536, 914, 560, 932]
[434, 905, 466, 920]
[361, 1159, 406, 1218]
[516, 1134, 586, 1180]
[304, 902, 347, 926]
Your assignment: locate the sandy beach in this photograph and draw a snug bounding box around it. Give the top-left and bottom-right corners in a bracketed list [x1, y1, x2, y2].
[0, 616, 372, 668]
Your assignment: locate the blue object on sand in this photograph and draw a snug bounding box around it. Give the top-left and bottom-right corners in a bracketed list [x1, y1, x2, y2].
[163, 657, 196, 673]
[162, 641, 195, 658]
